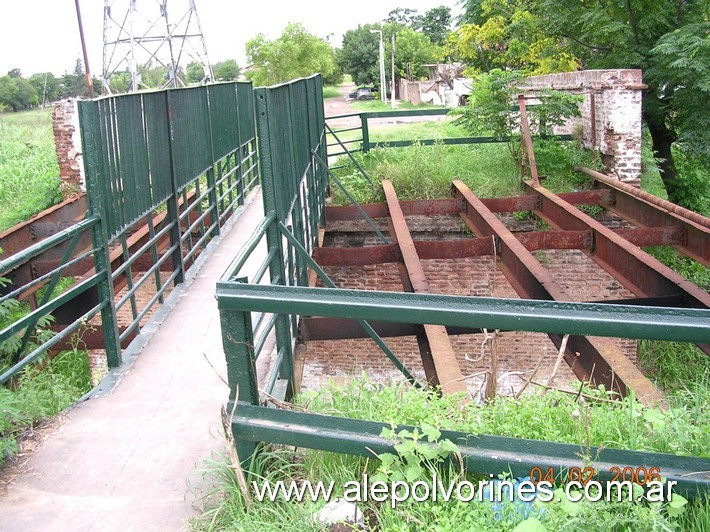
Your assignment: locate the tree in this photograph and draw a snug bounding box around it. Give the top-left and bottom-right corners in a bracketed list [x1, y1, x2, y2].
[389, 26, 443, 80]
[419, 6, 453, 46]
[337, 24, 382, 87]
[535, 0, 709, 209]
[385, 7, 420, 27]
[454, 0, 578, 75]
[28, 73, 61, 104]
[246, 23, 340, 86]
[338, 23, 443, 88]
[213, 59, 239, 81]
[0, 75, 38, 111]
[186, 61, 208, 84]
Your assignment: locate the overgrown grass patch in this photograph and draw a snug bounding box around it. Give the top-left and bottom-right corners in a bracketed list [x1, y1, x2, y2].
[331, 130, 602, 205]
[193, 376, 710, 531]
[1, 349, 92, 462]
[322, 86, 341, 99]
[0, 108, 61, 231]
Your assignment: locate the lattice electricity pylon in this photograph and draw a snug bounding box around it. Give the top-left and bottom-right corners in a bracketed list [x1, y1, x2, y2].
[102, 0, 213, 94]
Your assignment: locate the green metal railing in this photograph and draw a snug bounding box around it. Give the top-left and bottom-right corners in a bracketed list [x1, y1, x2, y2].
[0, 80, 260, 387]
[325, 108, 573, 159]
[78, 81, 259, 366]
[0, 215, 109, 384]
[217, 75, 710, 496]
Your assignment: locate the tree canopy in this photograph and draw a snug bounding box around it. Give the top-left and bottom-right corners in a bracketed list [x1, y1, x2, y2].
[534, 0, 709, 210]
[246, 23, 340, 87]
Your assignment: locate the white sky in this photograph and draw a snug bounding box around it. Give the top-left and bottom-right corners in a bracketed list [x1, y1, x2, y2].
[0, 0, 461, 78]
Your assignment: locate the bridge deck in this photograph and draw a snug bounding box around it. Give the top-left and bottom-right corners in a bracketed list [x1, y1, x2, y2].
[0, 190, 268, 531]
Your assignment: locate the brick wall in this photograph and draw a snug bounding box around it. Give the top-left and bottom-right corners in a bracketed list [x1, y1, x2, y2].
[521, 69, 645, 187]
[303, 214, 639, 398]
[52, 99, 85, 195]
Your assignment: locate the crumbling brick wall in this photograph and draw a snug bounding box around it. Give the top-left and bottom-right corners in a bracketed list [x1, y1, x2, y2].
[522, 69, 645, 187]
[53, 99, 85, 195]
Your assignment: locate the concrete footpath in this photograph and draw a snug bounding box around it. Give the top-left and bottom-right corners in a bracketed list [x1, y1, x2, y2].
[0, 190, 267, 531]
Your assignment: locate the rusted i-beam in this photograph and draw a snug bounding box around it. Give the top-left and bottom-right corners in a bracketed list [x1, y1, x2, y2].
[524, 181, 710, 310]
[453, 180, 665, 407]
[382, 180, 468, 396]
[577, 167, 710, 267]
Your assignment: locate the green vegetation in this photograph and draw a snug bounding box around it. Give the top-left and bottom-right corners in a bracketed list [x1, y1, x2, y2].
[194, 376, 709, 531]
[0, 108, 61, 231]
[350, 99, 445, 112]
[0, 348, 92, 462]
[330, 120, 602, 205]
[246, 23, 341, 87]
[321, 86, 341, 99]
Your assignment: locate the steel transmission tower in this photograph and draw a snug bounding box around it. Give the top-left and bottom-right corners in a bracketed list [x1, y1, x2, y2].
[102, 0, 213, 94]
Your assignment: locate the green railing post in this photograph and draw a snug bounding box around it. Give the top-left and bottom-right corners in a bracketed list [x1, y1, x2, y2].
[77, 101, 122, 368]
[220, 305, 258, 463]
[361, 113, 370, 153]
[254, 87, 296, 398]
[166, 90, 186, 285]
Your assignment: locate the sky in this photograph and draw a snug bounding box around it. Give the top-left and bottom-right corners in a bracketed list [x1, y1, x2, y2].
[0, 0, 461, 78]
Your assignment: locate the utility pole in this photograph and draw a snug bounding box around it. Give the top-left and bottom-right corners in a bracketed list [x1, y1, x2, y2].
[370, 29, 386, 104]
[391, 33, 396, 110]
[74, 0, 95, 98]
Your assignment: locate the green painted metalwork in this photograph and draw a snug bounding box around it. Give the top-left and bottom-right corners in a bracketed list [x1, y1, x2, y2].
[232, 403, 709, 498]
[43, 80, 260, 371]
[217, 284, 710, 344]
[326, 107, 573, 157]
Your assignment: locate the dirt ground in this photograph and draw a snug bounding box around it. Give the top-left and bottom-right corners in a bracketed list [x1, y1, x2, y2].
[324, 81, 448, 128]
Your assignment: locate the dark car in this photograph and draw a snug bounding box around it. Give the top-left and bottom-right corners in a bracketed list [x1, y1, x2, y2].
[347, 87, 374, 101]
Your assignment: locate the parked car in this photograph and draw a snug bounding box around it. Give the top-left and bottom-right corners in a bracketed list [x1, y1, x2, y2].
[347, 87, 374, 101]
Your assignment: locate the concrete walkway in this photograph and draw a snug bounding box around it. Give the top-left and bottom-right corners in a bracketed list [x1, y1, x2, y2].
[0, 190, 267, 531]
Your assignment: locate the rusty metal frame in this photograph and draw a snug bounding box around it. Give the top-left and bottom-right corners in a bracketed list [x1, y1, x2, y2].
[307, 175, 710, 404]
[577, 167, 710, 266]
[382, 181, 467, 395]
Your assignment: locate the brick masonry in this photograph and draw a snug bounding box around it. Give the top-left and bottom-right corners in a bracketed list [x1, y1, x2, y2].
[522, 69, 645, 187]
[52, 99, 86, 195]
[302, 213, 638, 398]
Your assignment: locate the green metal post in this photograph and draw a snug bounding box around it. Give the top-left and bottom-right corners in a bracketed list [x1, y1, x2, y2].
[77, 101, 122, 368]
[254, 87, 296, 398]
[220, 304, 258, 464]
[165, 90, 186, 285]
[361, 113, 370, 153]
[206, 167, 220, 234]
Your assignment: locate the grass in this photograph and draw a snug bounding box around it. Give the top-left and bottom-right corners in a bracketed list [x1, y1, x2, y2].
[322, 86, 341, 99]
[350, 100, 446, 113]
[1, 348, 92, 462]
[0, 108, 62, 231]
[193, 376, 710, 531]
[330, 121, 602, 205]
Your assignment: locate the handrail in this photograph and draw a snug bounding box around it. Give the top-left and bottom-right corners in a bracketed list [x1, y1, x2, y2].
[219, 212, 277, 282]
[0, 216, 99, 275]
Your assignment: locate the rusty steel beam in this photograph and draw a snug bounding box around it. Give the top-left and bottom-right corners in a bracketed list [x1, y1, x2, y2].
[453, 179, 665, 407]
[316, 228, 688, 268]
[578, 168, 710, 266]
[614, 227, 686, 248]
[383, 180, 468, 395]
[0, 194, 89, 306]
[326, 191, 611, 222]
[524, 181, 710, 310]
[48, 323, 138, 352]
[302, 317, 483, 340]
[314, 244, 401, 266]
